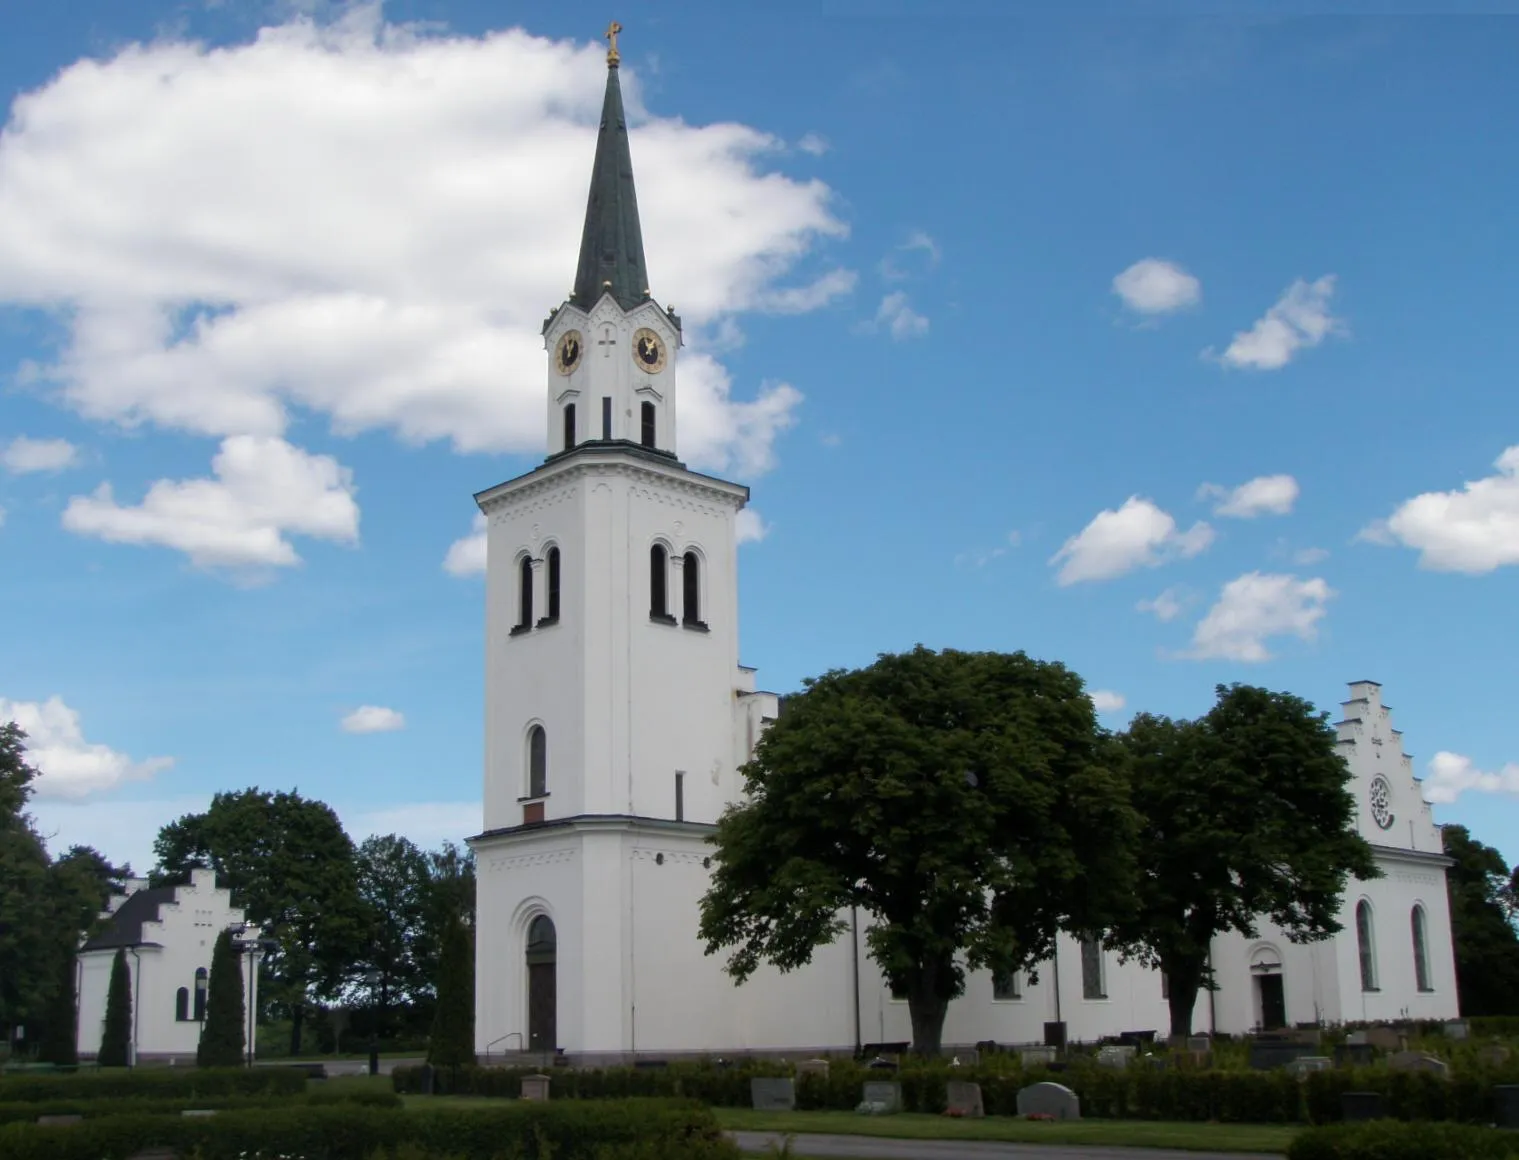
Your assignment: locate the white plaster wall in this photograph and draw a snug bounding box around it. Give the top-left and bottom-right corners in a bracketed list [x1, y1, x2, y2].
[75, 951, 116, 1058]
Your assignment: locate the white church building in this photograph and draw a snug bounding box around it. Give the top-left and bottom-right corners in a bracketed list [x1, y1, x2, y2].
[76, 868, 262, 1064]
[468, 36, 1460, 1063]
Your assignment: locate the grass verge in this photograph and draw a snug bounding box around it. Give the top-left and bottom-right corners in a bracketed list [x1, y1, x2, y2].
[714, 1109, 1299, 1153]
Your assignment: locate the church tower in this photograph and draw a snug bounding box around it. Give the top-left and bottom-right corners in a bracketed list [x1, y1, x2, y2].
[468, 26, 790, 1062]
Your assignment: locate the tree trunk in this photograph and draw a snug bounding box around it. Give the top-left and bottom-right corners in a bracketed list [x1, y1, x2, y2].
[905, 955, 953, 1058]
[289, 1002, 304, 1056]
[1162, 954, 1206, 1040]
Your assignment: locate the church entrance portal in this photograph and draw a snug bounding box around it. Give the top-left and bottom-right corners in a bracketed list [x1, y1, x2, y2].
[526, 915, 556, 1053]
[1256, 973, 1287, 1030]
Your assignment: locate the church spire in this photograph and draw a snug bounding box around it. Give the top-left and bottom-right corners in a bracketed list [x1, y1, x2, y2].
[570, 22, 650, 314]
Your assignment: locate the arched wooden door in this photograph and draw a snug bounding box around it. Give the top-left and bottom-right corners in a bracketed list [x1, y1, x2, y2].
[526, 915, 556, 1053]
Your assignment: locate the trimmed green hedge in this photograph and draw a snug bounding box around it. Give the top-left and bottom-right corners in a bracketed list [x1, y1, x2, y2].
[0, 1099, 736, 1160]
[395, 1059, 1519, 1125]
[0, 1066, 307, 1103]
[0, 1084, 400, 1125]
[1287, 1120, 1519, 1160]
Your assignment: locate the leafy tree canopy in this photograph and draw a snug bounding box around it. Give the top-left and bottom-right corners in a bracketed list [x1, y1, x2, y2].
[153, 787, 364, 1052]
[1106, 683, 1380, 1038]
[699, 645, 1137, 1056]
[1443, 824, 1519, 1016]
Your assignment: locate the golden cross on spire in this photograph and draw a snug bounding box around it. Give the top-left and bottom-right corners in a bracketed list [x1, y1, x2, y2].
[605, 20, 622, 67]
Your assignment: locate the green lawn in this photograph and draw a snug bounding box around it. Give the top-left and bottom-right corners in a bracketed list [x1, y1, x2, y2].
[714, 1109, 1298, 1154]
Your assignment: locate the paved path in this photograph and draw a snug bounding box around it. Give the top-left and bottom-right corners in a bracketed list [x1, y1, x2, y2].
[730, 1132, 1285, 1160]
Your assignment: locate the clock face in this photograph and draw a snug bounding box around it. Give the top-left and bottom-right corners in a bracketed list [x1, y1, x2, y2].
[1368, 776, 1395, 830]
[555, 330, 583, 375]
[632, 328, 667, 373]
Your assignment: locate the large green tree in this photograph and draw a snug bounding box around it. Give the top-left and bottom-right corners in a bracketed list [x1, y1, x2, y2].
[197, 929, 246, 1067]
[353, 834, 432, 1027]
[1106, 684, 1380, 1039]
[36, 948, 78, 1065]
[153, 788, 364, 1054]
[98, 948, 132, 1066]
[1443, 825, 1519, 1015]
[699, 646, 1137, 1057]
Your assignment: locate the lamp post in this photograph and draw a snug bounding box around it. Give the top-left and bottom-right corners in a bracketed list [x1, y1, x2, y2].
[228, 923, 275, 1068]
[364, 968, 381, 1077]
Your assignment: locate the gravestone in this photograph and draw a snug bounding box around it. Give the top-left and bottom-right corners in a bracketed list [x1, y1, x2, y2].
[417, 1063, 436, 1095]
[1187, 1036, 1211, 1053]
[796, 1059, 830, 1080]
[36, 1114, 83, 1125]
[1365, 1027, 1402, 1052]
[1097, 1045, 1136, 1069]
[751, 1077, 796, 1112]
[1444, 1020, 1470, 1041]
[1494, 1085, 1519, 1130]
[857, 1080, 902, 1115]
[1019, 1045, 1057, 1067]
[1043, 1022, 1067, 1050]
[945, 1080, 984, 1118]
[1346, 1030, 1369, 1047]
[521, 1074, 552, 1102]
[1479, 1045, 1513, 1068]
[181, 1109, 217, 1117]
[1388, 1051, 1450, 1078]
[1172, 1050, 1210, 1071]
[1017, 1081, 1080, 1121]
[1286, 1056, 1332, 1078]
[1341, 1091, 1385, 1122]
[1249, 1039, 1316, 1070]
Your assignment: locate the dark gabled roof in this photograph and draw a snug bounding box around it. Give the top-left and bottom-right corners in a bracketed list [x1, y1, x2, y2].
[80, 886, 177, 951]
[569, 56, 650, 314]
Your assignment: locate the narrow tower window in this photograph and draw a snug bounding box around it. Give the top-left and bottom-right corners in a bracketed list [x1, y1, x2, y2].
[1412, 905, 1432, 992]
[601, 396, 612, 440]
[640, 401, 656, 448]
[543, 547, 561, 623]
[563, 403, 576, 451]
[682, 551, 703, 626]
[528, 725, 547, 799]
[193, 967, 209, 1021]
[175, 987, 189, 1022]
[516, 556, 534, 630]
[675, 770, 685, 822]
[1356, 900, 1378, 991]
[649, 545, 670, 620]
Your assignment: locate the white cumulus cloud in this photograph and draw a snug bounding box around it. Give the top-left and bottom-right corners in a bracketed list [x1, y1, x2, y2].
[1198, 474, 1300, 518]
[443, 511, 488, 577]
[0, 11, 846, 475]
[2, 436, 79, 474]
[1137, 586, 1189, 622]
[1361, 445, 1519, 574]
[873, 292, 929, 340]
[1421, 751, 1519, 805]
[1051, 497, 1213, 586]
[1112, 258, 1200, 315]
[0, 695, 173, 799]
[341, 705, 405, 734]
[1213, 276, 1342, 370]
[62, 435, 359, 572]
[1089, 690, 1126, 714]
[1186, 572, 1334, 662]
[735, 508, 768, 545]
[796, 133, 829, 157]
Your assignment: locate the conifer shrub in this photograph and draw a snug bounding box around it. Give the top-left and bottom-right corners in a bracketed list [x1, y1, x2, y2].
[96, 948, 132, 1067]
[196, 929, 245, 1068]
[428, 914, 474, 1067]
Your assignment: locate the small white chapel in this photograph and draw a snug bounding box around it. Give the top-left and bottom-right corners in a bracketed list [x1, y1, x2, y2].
[467, 30, 1461, 1064]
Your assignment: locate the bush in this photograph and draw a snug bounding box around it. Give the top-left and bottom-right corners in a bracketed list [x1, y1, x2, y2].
[0, 1098, 735, 1160]
[97, 949, 132, 1067]
[197, 930, 245, 1068]
[1287, 1120, 1519, 1160]
[0, 1065, 307, 1103]
[0, 1085, 401, 1125]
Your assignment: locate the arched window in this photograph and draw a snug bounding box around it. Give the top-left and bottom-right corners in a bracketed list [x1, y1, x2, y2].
[682, 551, 702, 626]
[1356, 900, 1378, 992]
[544, 547, 561, 623]
[640, 401, 656, 448]
[649, 545, 670, 620]
[175, 987, 189, 1022]
[193, 967, 209, 1021]
[1080, 938, 1106, 1000]
[563, 403, 576, 451]
[1412, 905, 1432, 992]
[516, 556, 534, 630]
[528, 725, 547, 799]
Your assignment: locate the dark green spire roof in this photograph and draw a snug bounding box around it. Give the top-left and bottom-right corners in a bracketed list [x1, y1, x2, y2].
[571, 58, 649, 313]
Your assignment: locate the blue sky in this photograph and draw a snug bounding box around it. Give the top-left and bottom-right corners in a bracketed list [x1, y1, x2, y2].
[3, 1, 1517, 874]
